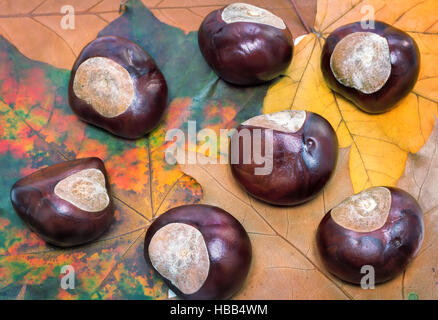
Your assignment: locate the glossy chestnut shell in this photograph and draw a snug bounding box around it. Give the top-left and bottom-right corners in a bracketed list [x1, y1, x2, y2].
[321, 21, 420, 113]
[10, 158, 114, 247]
[198, 4, 293, 85]
[144, 204, 252, 300]
[68, 35, 168, 139]
[230, 111, 338, 206]
[316, 187, 424, 284]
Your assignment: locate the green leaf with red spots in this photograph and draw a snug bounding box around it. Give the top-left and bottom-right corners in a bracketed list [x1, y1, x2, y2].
[0, 0, 270, 299]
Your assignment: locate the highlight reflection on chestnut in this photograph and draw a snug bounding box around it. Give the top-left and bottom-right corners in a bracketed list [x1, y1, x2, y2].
[69, 35, 168, 139]
[10, 158, 114, 247]
[321, 21, 420, 113]
[144, 204, 252, 300]
[198, 3, 293, 85]
[230, 110, 338, 206]
[317, 187, 424, 284]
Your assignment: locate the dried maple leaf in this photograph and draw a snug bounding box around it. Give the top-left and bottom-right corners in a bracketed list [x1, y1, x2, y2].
[178, 144, 431, 299]
[398, 120, 438, 299]
[264, 0, 438, 193]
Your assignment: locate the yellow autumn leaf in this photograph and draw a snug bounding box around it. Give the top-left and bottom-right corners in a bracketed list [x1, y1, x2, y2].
[264, 0, 438, 193]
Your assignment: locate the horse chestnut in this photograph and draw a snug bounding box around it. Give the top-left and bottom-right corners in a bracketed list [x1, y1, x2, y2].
[230, 110, 338, 206]
[10, 158, 114, 247]
[144, 204, 252, 300]
[68, 36, 168, 139]
[316, 187, 424, 284]
[321, 21, 420, 113]
[198, 2, 293, 85]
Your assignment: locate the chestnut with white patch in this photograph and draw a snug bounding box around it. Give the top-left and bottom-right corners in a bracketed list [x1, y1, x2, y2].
[10, 158, 114, 247]
[317, 187, 424, 284]
[69, 36, 168, 139]
[198, 3, 293, 85]
[321, 21, 420, 113]
[144, 204, 252, 300]
[230, 110, 338, 206]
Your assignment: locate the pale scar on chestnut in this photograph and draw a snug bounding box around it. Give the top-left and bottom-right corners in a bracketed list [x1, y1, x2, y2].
[221, 3, 286, 30]
[242, 110, 306, 133]
[73, 57, 134, 118]
[148, 223, 210, 295]
[330, 32, 391, 94]
[54, 168, 110, 212]
[331, 187, 391, 232]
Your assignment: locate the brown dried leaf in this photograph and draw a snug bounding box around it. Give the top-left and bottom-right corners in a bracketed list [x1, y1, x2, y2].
[0, 0, 122, 69]
[398, 120, 438, 299]
[179, 146, 417, 299]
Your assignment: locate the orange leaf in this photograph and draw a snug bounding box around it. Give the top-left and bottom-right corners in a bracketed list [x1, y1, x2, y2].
[0, 0, 122, 69]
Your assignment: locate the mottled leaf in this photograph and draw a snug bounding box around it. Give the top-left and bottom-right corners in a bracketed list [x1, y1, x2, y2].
[0, 0, 272, 299]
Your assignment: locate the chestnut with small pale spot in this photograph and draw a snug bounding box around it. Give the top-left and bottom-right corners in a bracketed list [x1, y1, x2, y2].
[69, 35, 168, 139]
[144, 204, 252, 300]
[321, 21, 420, 114]
[198, 3, 293, 86]
[230, 110, 338, 206]
[316, 187, 424, 284]
[10, 157, 114, 247]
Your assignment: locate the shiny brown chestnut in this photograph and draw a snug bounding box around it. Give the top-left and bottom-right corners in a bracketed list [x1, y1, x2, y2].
[68, 36, 168, 139]
[316, 187, 424, 284]
[198, 3, 293, 85]
[144, 204, 252, 300]
[10, 158, 114, 247]
[230, 110, 338, 206]
[321, 21, 420, 113]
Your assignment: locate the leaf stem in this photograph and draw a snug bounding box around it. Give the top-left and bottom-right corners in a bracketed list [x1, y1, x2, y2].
[119, 0, 129, 14]
[290, 0, 312, 34]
